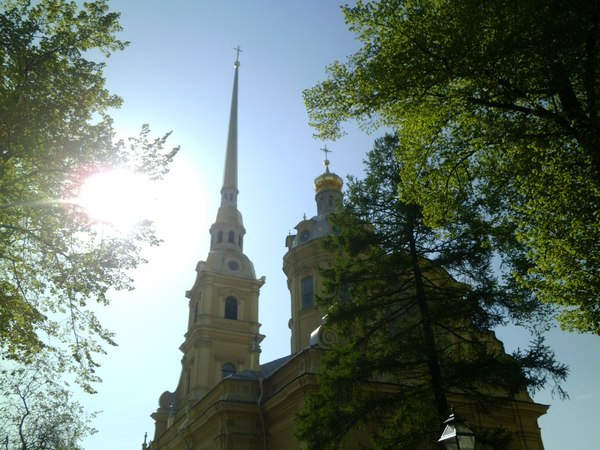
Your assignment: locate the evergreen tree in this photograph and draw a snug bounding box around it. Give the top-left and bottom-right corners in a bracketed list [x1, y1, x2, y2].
[296, 135, 567, 450]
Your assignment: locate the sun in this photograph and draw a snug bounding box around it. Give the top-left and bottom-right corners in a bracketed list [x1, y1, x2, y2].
[77, 169, 155, 229]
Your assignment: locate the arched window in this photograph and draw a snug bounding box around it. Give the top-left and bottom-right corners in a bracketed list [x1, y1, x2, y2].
[301, 276, 314, 308]
[228, 230, 235, 243]
[194, 302, 199, 323]
[217, 230, 223, 243]
[328, 194, 333, 206]
[222, 363, 236, 378]
[225, 296, 238, 320]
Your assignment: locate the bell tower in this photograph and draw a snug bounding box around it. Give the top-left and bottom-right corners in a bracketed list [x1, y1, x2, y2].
[283, 152, 343, 353]
[178, 52, 264, 405]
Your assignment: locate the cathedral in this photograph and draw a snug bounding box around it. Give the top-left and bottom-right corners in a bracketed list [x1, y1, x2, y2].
[144, 58, 548, 450]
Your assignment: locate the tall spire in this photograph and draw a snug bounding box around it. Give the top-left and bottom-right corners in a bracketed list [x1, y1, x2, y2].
[210, 49, 247, 255]
[221, 47, 241, 206]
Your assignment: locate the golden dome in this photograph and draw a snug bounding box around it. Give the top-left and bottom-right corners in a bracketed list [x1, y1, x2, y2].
[314, 159, 343, 193]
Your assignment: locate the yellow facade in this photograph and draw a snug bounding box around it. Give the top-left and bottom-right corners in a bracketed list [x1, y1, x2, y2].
[145, 62, 548, 450]
[148, 348, 547, 450]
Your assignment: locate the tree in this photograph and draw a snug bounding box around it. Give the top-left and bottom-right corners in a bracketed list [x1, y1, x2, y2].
[0, 0, 177, 392]
[0, 356, 97, 450]
[303, 0, 600, 334]
[296, 135, 567, 450]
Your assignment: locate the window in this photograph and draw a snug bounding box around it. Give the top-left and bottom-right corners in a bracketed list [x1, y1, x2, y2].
[301, 276, 314, 308]
[225, 296, 238, 320]
[194, 302, 199, 323]
[300, 229, 310, 242]
[217, 230, 223, 243]
[222, 363, 236, 378]
[228, 230, 235, 243]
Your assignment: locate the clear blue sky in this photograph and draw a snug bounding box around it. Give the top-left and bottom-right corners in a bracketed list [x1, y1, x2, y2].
[80, 2, 600, 449]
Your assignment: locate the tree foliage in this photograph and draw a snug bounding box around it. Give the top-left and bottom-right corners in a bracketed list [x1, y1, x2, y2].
[0, 356, 97, 450]
[296, 135, 567, 450]
[303, 0, 600, 334]
[0, 0, 178, 395]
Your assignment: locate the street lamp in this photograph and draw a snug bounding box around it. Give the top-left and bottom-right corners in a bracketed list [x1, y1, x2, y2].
[438, 408, 475, 450]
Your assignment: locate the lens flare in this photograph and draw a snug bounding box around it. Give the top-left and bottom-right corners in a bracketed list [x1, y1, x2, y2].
[78, 170, 155, 229]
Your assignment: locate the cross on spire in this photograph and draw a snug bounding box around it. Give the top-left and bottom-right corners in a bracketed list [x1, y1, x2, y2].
[234, 45, 242, 63]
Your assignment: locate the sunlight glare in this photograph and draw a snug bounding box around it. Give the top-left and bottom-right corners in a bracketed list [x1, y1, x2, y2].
[78, 169, 155, 229]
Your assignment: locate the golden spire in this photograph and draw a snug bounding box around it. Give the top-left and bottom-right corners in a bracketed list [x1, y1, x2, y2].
[221, 47, 241, 206]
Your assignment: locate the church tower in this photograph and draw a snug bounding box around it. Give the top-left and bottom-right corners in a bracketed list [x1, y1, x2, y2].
[283, 153, 343, 353]
[181, 54, 264, 403]
[173, 54, 264, 411]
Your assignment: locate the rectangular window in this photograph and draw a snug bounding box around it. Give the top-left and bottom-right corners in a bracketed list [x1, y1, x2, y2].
[225, 296, 238, 320]
[301, 276, 314, 308]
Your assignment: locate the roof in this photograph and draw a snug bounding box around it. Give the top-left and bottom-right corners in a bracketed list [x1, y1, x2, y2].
[228, 354, 296, 381]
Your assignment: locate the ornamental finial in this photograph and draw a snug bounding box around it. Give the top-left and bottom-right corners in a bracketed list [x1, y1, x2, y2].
[234, 45, 242, 67]
[320, 146, 332, 172]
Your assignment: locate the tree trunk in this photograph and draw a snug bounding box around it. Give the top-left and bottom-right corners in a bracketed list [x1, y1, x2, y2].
[406, 206, 449, 421]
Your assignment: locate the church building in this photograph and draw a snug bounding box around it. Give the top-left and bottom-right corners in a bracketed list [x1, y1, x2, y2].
[144, 57, 548, 450]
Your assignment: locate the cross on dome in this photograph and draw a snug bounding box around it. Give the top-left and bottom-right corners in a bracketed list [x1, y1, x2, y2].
[320, 145, 333, 172]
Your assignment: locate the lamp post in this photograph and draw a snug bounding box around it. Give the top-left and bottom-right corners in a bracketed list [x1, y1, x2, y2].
[438, 408, 475, 450]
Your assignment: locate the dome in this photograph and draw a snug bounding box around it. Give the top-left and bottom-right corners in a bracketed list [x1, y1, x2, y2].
[314, 167, 343, 194]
